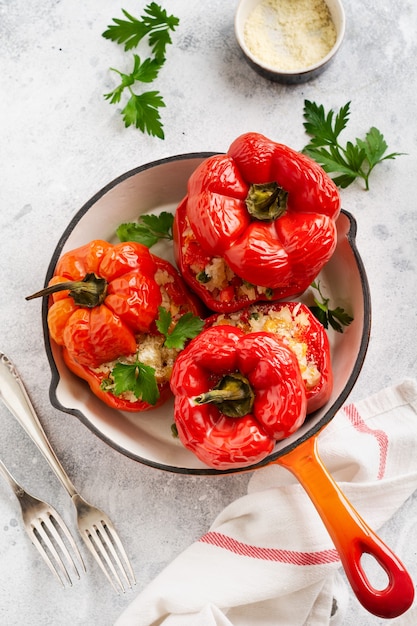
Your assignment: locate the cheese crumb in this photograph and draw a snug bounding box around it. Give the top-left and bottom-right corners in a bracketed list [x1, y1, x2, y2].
[244, 0, 337, 71]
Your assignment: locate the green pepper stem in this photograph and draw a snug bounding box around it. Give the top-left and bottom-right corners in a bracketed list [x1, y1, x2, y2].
[195, 388, 247, 403]
[26, 273, 108, 308]
[193, 372, 255, 418]
[246, 182, 288, 221]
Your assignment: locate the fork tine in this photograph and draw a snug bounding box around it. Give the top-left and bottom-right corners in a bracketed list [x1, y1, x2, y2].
[30, 530, 68, 586]
[30, 517, 73, 587]
[96, 520, 134, 590]
[82, 528, 124, 594]
[80, 518, 136, 594]
[103, 519, 136, 585]
[43, 510, 86, 578]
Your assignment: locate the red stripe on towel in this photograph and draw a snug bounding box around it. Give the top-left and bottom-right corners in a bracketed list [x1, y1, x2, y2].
[343, 403, 388, 479]
[199, 532, 340, 565]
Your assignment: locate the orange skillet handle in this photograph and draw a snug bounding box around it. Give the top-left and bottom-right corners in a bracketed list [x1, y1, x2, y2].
[274, 434, 415, 619]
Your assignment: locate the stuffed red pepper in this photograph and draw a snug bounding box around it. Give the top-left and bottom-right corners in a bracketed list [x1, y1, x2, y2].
[174, 132, 341, 312]
[170, 325, 307, 469]
[27, 240, 203, 411]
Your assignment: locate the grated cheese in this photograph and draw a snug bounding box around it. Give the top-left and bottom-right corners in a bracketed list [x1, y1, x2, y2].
[244, 0, 337, 71]
[212, 304, 321, 389]
[155, 268, 179, 315]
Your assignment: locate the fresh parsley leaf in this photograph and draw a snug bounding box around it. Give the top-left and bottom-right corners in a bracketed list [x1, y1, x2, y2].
[308, 305, 328, 329]
[357, 127, 401, 168]
[103, 10, 148, 51]
[149, 27, 175, 61]
[143, 2, 179, 59]
[111, 359, 159, 405]
[156, 306, 172, 337]
[117, 212, 174, 246]
[302, 100, 405, 190]
[102, 3, 179, 58]
[104, 55, 163, 103]
[122, 91, 166, 138]
[327, 307, 355, 334]
[168, 313, 205, 349]
[156, 307, 204, 349]
[142, 3, 180, 32]
[130, 54, 163, 83]
[309, 281, 353, 333]
[302, 100, 350, 147]
[103, 70, 135, 105]
[304, 146, 358, 182]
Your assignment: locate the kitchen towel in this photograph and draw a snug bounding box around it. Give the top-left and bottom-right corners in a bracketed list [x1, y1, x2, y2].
[115, 379, 417, 626]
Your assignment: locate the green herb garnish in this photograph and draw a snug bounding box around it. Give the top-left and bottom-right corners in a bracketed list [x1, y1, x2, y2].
[111, 358, 160, 405]
[196, 271, 210, 284]
[156, 307, 204, 349]
[102, 3, 179, 138]
[302, 100, 404, 190]
[117, 211, 174, 247]
[309, 280, 353, 333]
[102, 4, 179, 58]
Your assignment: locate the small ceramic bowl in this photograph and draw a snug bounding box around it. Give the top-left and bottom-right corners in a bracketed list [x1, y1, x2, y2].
[235, 0, 345, 84]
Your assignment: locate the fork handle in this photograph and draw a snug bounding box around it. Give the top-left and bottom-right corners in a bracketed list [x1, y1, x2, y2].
[0, 459, 25, 498]
[0, 353, 78, 498]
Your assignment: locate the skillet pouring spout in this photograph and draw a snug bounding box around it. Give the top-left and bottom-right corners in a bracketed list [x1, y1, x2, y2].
[275, 431, 414, 619]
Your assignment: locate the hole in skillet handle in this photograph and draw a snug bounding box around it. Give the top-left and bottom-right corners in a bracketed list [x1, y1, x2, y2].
[360, 552, 389, 591]
[274, 433, 415, 619]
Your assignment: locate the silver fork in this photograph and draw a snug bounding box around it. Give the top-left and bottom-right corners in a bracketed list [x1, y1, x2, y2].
[0, 352, 136, 594]
[0, 457, 84, 587]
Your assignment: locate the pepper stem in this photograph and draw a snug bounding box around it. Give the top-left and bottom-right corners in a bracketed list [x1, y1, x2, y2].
[26, 272, 108, 308]
[246, 182, 288, 221]
[193, 372, 255, 418]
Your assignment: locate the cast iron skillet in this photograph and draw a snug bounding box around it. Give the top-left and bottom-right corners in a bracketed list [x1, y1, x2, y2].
[41, 154, 414, 618]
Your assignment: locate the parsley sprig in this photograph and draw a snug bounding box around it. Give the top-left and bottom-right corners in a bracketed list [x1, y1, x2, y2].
[302, 100, 404, 190]
[117, 211, 174, 247]
[111, 358, 160, 405]
[309, 280, 353, 333]
[156, 307, 204, 349]
[102, 3, 179, 138]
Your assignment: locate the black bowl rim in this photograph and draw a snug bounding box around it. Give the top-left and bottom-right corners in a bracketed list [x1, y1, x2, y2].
[43, 152, 371, 476]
